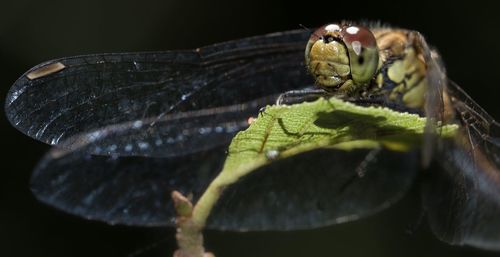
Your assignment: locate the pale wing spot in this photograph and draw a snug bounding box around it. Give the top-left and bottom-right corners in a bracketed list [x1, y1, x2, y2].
[26, 62, 66, 80]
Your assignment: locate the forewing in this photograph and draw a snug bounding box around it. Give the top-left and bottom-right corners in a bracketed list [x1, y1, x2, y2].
[5, 29, 312, 149]
[50, 98, 271, 157]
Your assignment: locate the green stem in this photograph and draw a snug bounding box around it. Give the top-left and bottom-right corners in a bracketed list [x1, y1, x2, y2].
[171, 191, 214, 257]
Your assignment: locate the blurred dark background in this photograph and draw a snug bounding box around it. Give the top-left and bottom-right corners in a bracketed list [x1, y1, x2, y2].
[1, 0, 500, 256]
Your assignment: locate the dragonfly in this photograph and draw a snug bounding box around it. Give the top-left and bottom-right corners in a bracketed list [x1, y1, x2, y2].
[5, 21, 500, 251]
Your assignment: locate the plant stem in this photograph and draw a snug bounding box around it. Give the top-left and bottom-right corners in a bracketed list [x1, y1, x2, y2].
[171, 191, 214, 257]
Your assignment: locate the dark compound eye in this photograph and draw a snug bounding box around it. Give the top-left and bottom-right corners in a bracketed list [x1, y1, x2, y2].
[342, 26, 377, 48]
[340, 25, 379, 85]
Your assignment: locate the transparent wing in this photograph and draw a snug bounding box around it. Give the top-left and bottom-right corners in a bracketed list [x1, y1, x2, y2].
[422, 80, 500, 250]
[33, 120, 418, 228]
[5, 29, 313, 150]
[414, 31, 447, 167]
[413, 30, 500, 250]
[48, 98, 273, 158]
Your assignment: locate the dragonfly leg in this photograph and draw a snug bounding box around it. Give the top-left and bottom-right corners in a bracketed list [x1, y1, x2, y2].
[355, 148, 381, 178]
[256, 87, 326, 115]
[275, 87, 328, 105]
[348, 97, 385, 107]
[339, 148, 382, 192]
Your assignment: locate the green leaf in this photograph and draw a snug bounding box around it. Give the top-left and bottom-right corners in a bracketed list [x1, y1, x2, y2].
[221, 97, 457, 179]
[191, 97, 457, 226]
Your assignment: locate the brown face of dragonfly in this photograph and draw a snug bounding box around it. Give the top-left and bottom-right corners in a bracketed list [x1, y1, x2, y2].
[305, 24, 379, 95]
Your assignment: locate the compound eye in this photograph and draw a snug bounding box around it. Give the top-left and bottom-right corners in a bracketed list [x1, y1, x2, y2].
[341, 25, 379, 84]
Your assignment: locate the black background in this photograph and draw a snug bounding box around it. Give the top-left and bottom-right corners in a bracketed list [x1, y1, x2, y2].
[1, 0, 500, 256]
